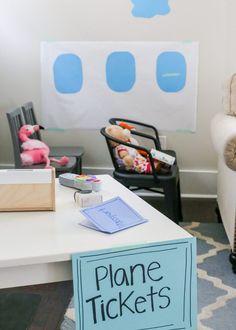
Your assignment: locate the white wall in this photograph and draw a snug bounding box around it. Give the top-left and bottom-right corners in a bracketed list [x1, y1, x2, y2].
[225, 1, 236, 76]
[0, 0, 231, 195]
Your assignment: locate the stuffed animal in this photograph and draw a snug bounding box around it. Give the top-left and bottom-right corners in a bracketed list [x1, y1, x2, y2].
[18, 124, 69, 168]
[118, 121, 135, 131]
[105, 125, 161, 173]
[118, 121, 148, 158]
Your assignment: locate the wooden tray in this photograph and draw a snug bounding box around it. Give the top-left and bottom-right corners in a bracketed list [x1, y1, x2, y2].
[0, 168, 55, 211]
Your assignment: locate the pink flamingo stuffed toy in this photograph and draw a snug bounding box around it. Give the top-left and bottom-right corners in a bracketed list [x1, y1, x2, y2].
[18, 124, 69, 168]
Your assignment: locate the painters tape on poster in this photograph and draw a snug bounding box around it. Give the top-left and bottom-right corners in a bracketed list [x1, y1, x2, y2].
[41, 42, 198, 131]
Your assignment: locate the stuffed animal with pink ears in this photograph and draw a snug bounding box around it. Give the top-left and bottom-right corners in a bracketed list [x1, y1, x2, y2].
[18, 124, 69, 168]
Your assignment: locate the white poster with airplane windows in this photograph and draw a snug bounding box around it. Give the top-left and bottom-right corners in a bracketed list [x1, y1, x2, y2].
[41, 41, 198, 131]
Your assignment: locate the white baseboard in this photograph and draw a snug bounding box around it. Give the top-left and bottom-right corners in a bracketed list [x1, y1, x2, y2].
[0, 164, 14, 169]
[84, 167, 217, 198]
[0, 164, 217, 198]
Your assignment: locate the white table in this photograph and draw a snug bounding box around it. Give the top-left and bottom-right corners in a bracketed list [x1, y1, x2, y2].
[0, 175, 191, 289]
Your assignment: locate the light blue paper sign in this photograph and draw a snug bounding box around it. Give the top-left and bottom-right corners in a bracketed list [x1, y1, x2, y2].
[131, 0, 171, 18]
[80, 197, 147, 233]
[72, 238, 197, 330]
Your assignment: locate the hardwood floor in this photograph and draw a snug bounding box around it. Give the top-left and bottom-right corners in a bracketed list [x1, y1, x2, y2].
[0, 197, 218, 330]
[0, 281, 73, 330]
[141, 196, 218, 223]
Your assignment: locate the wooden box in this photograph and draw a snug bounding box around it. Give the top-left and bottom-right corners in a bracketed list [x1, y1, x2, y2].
[0, 168, 55, 211]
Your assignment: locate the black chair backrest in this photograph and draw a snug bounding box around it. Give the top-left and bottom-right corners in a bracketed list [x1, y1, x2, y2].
[100, 127, 119, 170]
[109, 118, 162, 150]
[22, 101, 42, 140]
[6, 107, 25, 168]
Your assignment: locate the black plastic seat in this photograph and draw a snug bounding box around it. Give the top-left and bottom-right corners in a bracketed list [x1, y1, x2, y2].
[6, 107, 77, 177]
[100, 126, 182, 223]
[22, 101, 84, 174]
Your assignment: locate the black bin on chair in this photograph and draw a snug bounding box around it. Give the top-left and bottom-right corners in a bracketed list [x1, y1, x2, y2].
[100, 126, 182, 223]
[6, 107, 77, 177]
[22, 101, 85, 174]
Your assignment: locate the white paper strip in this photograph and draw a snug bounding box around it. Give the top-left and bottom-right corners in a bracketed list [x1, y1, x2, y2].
[0, 169, 52, 184]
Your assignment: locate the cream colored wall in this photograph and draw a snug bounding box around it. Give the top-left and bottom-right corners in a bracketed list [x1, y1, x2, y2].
[0, 0, 230, 184]
[225, 1, 236, 77]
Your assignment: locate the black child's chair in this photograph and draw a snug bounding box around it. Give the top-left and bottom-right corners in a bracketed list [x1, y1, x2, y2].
[6, 107, 77, 177]
[100, 122, 183, 224]
[109, 117, 177, 160]
[22, 101, 85, 174]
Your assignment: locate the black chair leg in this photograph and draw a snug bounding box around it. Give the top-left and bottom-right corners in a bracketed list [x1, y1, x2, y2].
[177, 179, 183, 221]
[229, 251, 236, 274]
[215, 205, 222, 223]
[163, 180, 180, 224]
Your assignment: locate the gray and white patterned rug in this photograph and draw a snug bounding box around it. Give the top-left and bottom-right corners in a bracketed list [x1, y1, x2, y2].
[61, 222, 236, 330]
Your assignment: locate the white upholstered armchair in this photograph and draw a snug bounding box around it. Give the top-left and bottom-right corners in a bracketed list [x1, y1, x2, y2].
[211, 112, 236, 273]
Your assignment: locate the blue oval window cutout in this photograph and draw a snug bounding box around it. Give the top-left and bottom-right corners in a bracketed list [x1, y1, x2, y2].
[53, 53, 83, 94]
[156, 52, 186, 93]
[106, 52, 136, 92]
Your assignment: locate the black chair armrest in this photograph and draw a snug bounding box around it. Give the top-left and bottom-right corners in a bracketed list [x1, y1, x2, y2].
[130, 130, 160, 150]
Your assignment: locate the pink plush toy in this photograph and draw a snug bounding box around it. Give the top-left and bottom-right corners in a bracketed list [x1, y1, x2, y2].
[18, 124, 69, 168]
